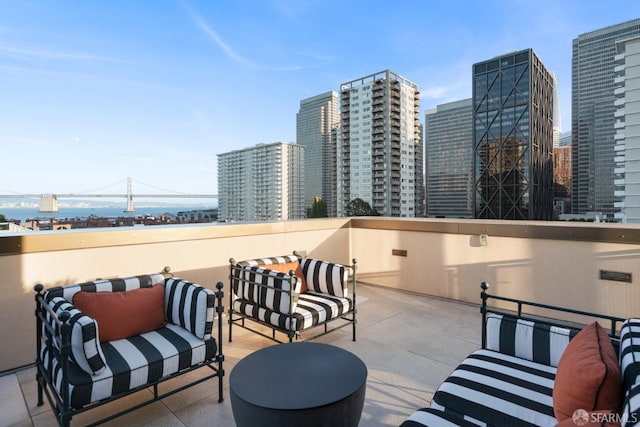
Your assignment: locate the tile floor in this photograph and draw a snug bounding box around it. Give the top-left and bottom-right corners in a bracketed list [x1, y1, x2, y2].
[1, 284, 481, 426]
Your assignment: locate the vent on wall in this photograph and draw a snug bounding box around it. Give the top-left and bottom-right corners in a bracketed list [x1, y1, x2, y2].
[599, 270, 632, 283]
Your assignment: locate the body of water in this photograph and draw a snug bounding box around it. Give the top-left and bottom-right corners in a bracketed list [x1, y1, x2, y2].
[0, 206, 213, 222]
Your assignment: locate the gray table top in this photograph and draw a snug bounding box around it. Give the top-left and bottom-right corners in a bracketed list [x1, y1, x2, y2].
[229, 342, 367, 410]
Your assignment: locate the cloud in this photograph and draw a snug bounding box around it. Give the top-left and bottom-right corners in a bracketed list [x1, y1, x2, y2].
[0, 44, 129, 64]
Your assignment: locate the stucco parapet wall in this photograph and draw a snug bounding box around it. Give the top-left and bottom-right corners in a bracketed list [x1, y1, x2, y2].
[349, 217, 640, 245]
[0, 218, 351, 255]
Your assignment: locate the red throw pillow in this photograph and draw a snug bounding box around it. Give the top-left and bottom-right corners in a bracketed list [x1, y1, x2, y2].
[553, 322, 623, 421]
[73, 284, 167, 342]
[267, 262, 308, 293]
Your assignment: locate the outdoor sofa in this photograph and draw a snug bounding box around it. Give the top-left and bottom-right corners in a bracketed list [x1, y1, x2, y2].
[402, 283, 640, 427]
[34, 269, 224, 427]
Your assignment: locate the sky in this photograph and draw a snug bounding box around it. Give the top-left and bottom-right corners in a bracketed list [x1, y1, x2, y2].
[1, 0, 639, 198]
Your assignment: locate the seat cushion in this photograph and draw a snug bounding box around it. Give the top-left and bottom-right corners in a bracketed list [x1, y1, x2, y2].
[400, 408, 481, 426]
[41, 323, 217, 408]
[431, 349, 558, 427]
[232, 292, 352, 332]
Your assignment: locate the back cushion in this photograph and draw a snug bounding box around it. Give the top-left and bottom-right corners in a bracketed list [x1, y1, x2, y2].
[165, 279, 216, 340]
[235, 266, 302, 314]
[44, 273, 166, 303]
[73, 284, 167, 342]
[45, 297, 107, 375]
[299, 258, 348, 297]
[485, 313, 574, 367]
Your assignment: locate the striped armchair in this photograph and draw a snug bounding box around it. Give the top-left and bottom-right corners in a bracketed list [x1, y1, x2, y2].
[228, 254, 357, 343]
[34, 270, 225, 427]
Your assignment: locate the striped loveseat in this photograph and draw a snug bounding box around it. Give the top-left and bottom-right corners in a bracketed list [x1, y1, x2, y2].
[34, 270, 224, 427]
[402, 283, 640, 427]
[228, 254, 357, 343]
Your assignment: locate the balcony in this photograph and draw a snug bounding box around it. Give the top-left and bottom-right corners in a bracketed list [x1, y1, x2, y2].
[2, 218, 640, 425]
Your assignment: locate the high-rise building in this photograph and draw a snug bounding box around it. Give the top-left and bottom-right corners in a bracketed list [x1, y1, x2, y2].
[337, 70, 424, 217]
[425, 99, 473, 218]
[217, 142, 305, 222]
[552, 72, 562, 148]
[572, 19, 640, 216]
[473, 49, 554, 220]
[296, 91, 339, 217]
[614, 36, 640, 223]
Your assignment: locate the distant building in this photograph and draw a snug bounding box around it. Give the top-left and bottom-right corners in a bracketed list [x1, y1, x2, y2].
[552, 72, 562, 148]
[337, 70, 424, 217]
[217, 142, 305, 222]
[554, 145, 572, 217]
[559, 131, 572, 147]
[614, 36, 640, 223]
[296, 91, 339, 217]
[425, 99, 473, 218]
[572, 19, 640, 216]
[473, 49, 554, 220]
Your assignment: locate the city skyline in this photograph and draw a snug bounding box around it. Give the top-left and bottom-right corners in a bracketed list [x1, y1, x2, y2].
[2, 0, 639, 196]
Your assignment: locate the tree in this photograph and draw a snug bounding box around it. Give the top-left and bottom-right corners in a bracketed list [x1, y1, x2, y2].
[0, 213, 5, 222]
[307, 196, 328, 218]
[344, 198, 380, 217]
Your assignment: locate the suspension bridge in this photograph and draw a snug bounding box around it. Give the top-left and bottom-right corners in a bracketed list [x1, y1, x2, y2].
[0, 177, 217, 213]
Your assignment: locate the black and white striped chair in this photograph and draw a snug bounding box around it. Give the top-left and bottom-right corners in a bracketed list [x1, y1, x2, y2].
[228, 254, 357, 343]
[35, 271, 225, 427]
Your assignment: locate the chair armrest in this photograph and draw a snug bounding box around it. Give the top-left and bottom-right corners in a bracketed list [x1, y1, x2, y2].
[41, 296, 107, 375]
[165, 278, 216, 340]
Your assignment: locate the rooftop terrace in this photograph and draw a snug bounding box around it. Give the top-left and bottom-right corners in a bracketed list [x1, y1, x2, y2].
[1, 217, 639, 425]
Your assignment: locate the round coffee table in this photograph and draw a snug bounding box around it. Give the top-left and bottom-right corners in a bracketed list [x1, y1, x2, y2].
[230, 342, 367, 427]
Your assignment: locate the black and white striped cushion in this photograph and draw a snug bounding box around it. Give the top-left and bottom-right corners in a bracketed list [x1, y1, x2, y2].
[165, 279, 216, 340]
[622, 376, 640, 427]
[44, 297, 107, 375]
[485, 313, 574, 367]
[400, 407, 480, 427]
[44, 274, 166, 303]
[299, 258, 348, 297]
[234, 267, 302, 314]
[41, 323, 217, 408]
[432, 349, 557, 427]
[621, 319, 640, 389]
[232, 292, 352, 332]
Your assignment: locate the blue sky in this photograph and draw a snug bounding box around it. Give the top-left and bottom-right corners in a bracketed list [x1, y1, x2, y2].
[1, 0, 639, 197]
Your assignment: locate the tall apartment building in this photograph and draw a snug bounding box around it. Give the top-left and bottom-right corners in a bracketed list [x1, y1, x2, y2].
[473, 49, 554, 220]
[425, 99, 473, 218]
[614, 36, 640, 223]
[296, 91, 339, 216]
[572, 19, 640, 216]
[552, 72, 562, 148]
[217, 142, 304, 222]
[337, 70, 424, 217]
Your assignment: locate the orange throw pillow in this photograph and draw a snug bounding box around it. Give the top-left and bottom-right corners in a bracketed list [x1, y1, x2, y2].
[267, 262, 307, 293]
[73, 284, 167, 342]
[553, 322, 623, 421]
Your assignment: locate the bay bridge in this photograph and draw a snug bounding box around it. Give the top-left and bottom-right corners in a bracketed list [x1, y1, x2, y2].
[0, 177, 217, 213]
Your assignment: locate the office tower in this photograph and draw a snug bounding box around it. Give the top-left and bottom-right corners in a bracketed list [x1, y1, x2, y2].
[552, 72, 562, 148]
[425, 99, 473, 218]
[572, 19, 640, 216]
[614, 36, 640, 223]
[559, 131, 572, 147]
[473, 49, 554, 220]
[217, 142, 304, 222]
[296, 91, 339, 217]
[337, 70, 424, 217]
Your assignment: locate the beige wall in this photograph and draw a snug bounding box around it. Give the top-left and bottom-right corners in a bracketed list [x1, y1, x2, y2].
[2, 217, 639, 372]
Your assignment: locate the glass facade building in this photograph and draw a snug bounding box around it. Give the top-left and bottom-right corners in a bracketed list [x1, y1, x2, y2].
[425, 99, 473, 218]
[473, 49, 554, 220]
[296, 91, 339, 217]
[572, 19, 640, 216]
